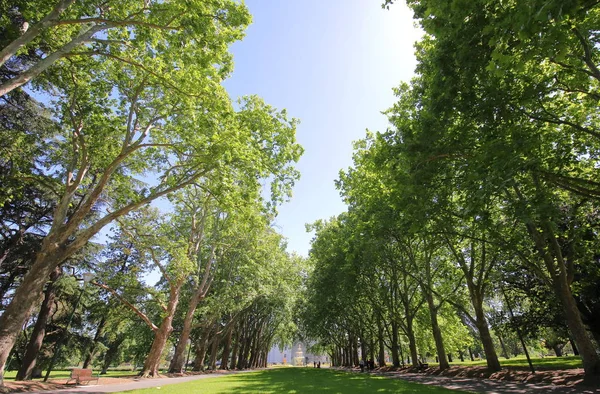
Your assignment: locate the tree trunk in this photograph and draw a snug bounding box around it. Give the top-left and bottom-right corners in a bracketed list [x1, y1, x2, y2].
[101, 335, 125, 374]
[140, 285, 181, 377]
[425, 292, 449, 370]
[0, 250, 62, 380]
[220, 328, 233, 370]
[569, 338, 579, 356]
[168, 289, 205, 373]
[406, 318, 419, 367]
[192, 338, 208, 371]
[474, 307, 501, 372]
[497, 334, 509, 359]
[377, 324, 386, 367]
[208, 334, 219, 370]
[553, 275, 600, 376]
[229, 331, 239, 370]
[83, 316, 106, 369]
[391, 322, 400, 367]
[15, 267, 60, 381]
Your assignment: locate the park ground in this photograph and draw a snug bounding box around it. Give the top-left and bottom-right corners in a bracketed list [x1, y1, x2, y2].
[1, 357, 599, 393]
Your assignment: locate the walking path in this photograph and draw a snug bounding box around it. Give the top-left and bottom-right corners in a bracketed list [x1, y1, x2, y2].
[31, 371, 251, 394]
[372, 370, 600, 394]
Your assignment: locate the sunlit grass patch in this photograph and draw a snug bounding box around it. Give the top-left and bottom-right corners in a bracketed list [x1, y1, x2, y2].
[118, 367, 464, 393]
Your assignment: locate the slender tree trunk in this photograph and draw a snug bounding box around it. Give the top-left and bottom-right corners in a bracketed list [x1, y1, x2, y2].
[497, 334, 509, 359]
[220, 328, 233, 370]
[83, 316, 106, 369]
[15, 267, 60, 380]
[424, 292, 449, 370]
[377, 324, 386, 367]
[569, 338, 579, 356]
[229, 331, 239, 370]
[101, 335, 125, 374]
[208, 334, 220, 370]
[236, 331, 247, 370]
[352, 334, 359, 366]
[406, 320, 419, 367]
[391, 322, 400, 367]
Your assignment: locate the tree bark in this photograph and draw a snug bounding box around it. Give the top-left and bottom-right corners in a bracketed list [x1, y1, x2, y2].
[229, 330, 239, 370]
[391, 321, 400, 367]
[192, 338, 208, 371]
[101, 334, 125, 374]
[140, 284, 181, 377]
[553, 275, 600, 376]
[424, 292, 449, 370]
[474, 305, 501, 372]
[208, 333, 220, 370]
[15, 267, 60, 381]
[168, 292, 204, 373]
[220, 327, 233, 370]
[0, 249, 63, 381]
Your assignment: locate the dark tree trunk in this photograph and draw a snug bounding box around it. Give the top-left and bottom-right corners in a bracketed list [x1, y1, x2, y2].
[0, 250, 64, 379]
[425, 292, 449, 370]
[83, 316, 106, 369]
[406, 318, 419, 367]
[230, 330, 239, 370]
[569, 338, 579, 356]
[391, 322, 400, 367]
[497, 334, 509, 359]
[192, 337, 208, 371]
[101, 335, 125, 374]
[208, 334, 219, 370]
[15, 267, 60, 381]
[220, 328, 233, 370]
[378, 324, 386, 367]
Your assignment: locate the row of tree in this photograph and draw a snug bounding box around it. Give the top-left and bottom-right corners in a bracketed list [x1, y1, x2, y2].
[301, 0, 600, 380]
[1, 0, 304, 383]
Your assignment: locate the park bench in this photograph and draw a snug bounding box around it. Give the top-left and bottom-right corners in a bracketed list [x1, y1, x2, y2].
[417, 362, 429, 371]
[66, 368, 100, 385]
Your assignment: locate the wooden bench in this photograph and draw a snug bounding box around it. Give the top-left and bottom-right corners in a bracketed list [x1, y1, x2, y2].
[417, 362, 429, 371]
[66, 368, 99, 385]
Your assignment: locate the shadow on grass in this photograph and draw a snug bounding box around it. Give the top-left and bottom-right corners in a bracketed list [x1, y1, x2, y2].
[199, 368, 458, 394]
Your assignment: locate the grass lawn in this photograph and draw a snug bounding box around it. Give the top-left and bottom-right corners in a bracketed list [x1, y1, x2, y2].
[118, 367, 465, 394]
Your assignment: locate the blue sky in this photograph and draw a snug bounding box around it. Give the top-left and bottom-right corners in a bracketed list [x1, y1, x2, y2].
[223, 0, 423, 256]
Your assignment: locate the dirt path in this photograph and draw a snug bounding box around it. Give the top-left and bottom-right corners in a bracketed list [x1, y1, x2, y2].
[3, 370, 252, 394]
[373, 370, 600, 393]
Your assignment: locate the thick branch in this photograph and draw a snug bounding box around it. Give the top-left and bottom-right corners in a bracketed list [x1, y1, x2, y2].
[92, 282, 158, 331]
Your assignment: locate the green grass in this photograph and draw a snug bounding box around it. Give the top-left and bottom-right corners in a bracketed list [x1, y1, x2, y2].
[118, 367, 465, 394]
[2, 368, 138, 380]
[439, 355, 583, 370]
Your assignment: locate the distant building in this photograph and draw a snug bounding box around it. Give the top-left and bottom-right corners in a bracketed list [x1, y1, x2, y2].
[267, 342, 327, 366]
